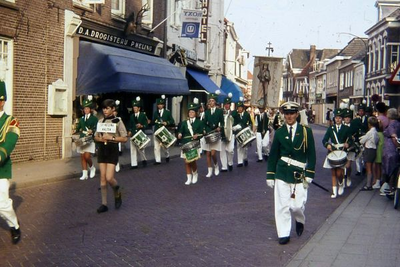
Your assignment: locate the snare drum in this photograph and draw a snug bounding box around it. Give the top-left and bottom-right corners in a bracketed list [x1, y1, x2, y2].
[235, 127, 256, 147]
[181, 140, 201, 163]
[154, 126, 177, 148]
[75, 136, 94, 147]
[327, 150, 347, 168]
[131, 130, 150, 150]
[204, 131, 221, 144]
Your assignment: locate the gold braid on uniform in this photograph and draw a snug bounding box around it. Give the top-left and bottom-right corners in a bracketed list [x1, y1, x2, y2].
[293, 125, 308, 152]
[0, 116, 13, 143]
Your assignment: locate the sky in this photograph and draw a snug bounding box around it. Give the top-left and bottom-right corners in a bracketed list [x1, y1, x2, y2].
[224, 0, 378, 67]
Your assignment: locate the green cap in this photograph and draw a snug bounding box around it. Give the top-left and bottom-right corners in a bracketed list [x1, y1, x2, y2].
[156, 95, 166, 105]
[0, 81, 7, 101]
[188, 97, 200, 112]
[280, 101, 300, 113]
[223, 92, 233, 105]
[82, 95, 93, 108]
[132, 96, 142, 107]
[237, 97, 245, 108]
[333, 108, 344, 118]
[342, 108, 353, 118]
[208, 90, 221, 101]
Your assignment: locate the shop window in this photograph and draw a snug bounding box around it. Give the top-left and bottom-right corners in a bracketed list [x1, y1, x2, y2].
[0, 38, 13, 115]
[112, 0, 125, 18]
[141, 0, 153, 28]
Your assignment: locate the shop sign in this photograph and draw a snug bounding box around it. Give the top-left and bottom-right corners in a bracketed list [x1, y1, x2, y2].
[181, 9, 202, 38]
[200, 0, 209, 43]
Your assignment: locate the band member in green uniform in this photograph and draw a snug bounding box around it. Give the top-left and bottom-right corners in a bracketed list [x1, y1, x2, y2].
[322, 108, 352, 198]
[75, 95, 98, 180]
[204, 90, 224, 177]
[352, 103, 368, 175]
[266, 101, 316, 245]
[0, 80, 21, 244]
[342, 106, 358, 187]
[94, 99, 128, 213]
[178, 98, 205, 185]
[232, 97, 252, 167]
[153, 95, 175, 164]
[220, 93, 235, 172]
[128, 97, 149, 169]
[254, 105, 269, 162]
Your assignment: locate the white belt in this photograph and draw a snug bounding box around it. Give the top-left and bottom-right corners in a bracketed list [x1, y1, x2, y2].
[281, 157, 306, 169]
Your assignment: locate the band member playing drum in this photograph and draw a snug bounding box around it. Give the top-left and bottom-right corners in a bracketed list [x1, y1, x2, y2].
[254, 105, 269, 162]
[178, 99, 205, 185]
[322, 108, 352, 198]
[75, 95, 98, 181]
[204, 90, 224, 177]
[266, 101, 316, 245]
[94, 99, 128, 213]
[128, 97, 149, 169]
[153, 95, 175, 164]
[220, 93, 235, 172]
[232, 97, 252, 167]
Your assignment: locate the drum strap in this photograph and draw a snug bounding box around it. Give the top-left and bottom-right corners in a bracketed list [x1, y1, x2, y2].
[187, 120, 194, 137]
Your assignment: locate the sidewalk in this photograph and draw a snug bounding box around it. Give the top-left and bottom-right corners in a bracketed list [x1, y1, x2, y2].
[11, 142, 182, 189]
[287, 183, 400, 267]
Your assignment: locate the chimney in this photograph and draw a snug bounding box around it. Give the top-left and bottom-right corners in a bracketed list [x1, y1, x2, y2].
[310, 45, 317, 61]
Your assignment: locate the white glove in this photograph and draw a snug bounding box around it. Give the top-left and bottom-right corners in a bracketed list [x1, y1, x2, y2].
[305, 177, 313, 184]
[266, 180, 275, 188]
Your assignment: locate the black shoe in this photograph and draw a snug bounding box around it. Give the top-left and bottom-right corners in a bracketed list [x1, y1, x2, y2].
[97, 205, 108, 213]
[154, 162, 161, 165]
[228, 165, 233, 171]
[355, 172, 361, 176]
[237, 163, 243, 167]
[10, 227, 21, 244]
[244, 160, 248, 166]
[142, 160, 147, 167]
[296, 221, 304, 236]
[257, 159, 263, 162]
[279, 236, 290, 245]
[221, 169, 228, 172]
[130, 166, 138, 169]
[115, 191, 122, 209]
[360, 186, 373, 191]
[166, 157, 170, 163]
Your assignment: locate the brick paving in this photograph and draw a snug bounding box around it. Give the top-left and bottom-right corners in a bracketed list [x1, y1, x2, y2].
[0, 125, 365, 266]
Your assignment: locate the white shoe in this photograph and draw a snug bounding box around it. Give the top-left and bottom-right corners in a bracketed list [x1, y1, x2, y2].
[338, 181, 344, 195]
[115, 163, 120, 173]
[372, 180, 381, 189]
[80, 170, 88, 180]
[346, 176, 352, 187]
[214, 164, 220, 176]
[192, 171, 198, 184]
[206, 167, 213, 178]
[380, 182, 390, 194]
[185, 174, 192, 185]
[331, 186, 337, 199]
[89, 166, 96, 178]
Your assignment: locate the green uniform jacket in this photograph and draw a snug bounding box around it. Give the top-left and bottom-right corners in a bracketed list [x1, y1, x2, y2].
[129, 112, 148, 134]
[178, 118, 205, 144]
[76, 114, 98, 138]
[153, 109, 175, 131]
[232, 111, 252, 135]
[267, 124, 316, 183]
[322, 124, 353, 149]
[0, 113, 20, 179]
[352, 116, 368, 138]
[255, 113, 269, 135]
[204, 108, 224, 133]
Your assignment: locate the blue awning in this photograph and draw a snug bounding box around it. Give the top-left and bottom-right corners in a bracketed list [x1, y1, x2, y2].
[186, 68, 225, 96]
[218, 76, 244, 102]
[76, 41, 189, 95]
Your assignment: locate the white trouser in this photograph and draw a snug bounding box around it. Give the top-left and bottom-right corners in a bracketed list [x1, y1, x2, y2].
[154, 136, 169, 163]
[130, 141, 147, 167]
[237, 145, 248, 164]
[256, 132, 263, 160]
[274, 179, 307, 238]
[355, 157, 362, 172]
[220, 136, 235, 170]
[0, 179, 19, 228]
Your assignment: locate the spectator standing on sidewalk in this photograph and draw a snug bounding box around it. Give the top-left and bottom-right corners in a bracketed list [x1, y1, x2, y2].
[266, 101, 316, 245]
[94, 99, 128, 213]
[359, 116, 379, 190]
[75, 96, 98, 180]
[0, 79, 21, 244]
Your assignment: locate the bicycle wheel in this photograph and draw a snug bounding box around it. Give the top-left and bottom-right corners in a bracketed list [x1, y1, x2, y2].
[394, 189, 400, 209]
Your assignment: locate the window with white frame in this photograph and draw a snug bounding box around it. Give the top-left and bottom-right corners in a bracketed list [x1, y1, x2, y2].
[339, 72, 344, 90]
[112, 0, 125, 18]
[171, 0, 195, 26]
[73, 0, 91, 9]
[390, 45, 399, 72]
[0, 38, 13, 114]
[141, 0, 153, 28]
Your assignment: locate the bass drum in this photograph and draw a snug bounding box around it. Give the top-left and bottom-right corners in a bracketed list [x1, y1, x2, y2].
[224, 115, 233, 141]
